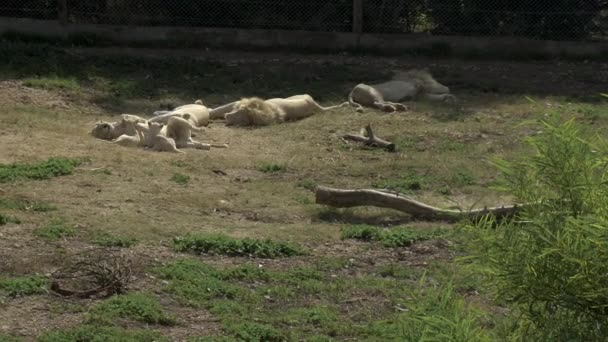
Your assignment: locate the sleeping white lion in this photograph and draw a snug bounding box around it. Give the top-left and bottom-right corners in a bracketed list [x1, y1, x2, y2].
[209, 95, 349, 126]
[149, 100, 210, 127]
[348, 69, 455, 113]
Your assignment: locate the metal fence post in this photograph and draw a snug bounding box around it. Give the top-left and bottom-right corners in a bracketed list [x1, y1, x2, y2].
[58, 0, 68, 25]
[353, 0, 363, 34]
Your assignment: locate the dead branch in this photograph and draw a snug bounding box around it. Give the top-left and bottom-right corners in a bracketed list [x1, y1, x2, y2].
[344, 124, 395, 152]
[315, 185, 523, 222]
[50, 248, 132, 299]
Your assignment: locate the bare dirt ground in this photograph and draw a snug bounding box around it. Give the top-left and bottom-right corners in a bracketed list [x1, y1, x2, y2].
[0, 43, 607, 341]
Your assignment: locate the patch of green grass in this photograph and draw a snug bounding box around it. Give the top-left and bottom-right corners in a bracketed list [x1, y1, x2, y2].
[190, 337, 237, 342]
[89, 293, 176, 326]
[258, 163, 286, 173]
[173, 233, 304, 258]
[0, 157, 84, 183]
[0, 198, 56, 212]
[154, 259, 423, 340]
[38, 325, 166, 342]
[0, 276, 48, 297]
[22, 75, 79, 91]
[0, 213, 20, 225]
[92, 233, 137, 248]
[341, 225, 443, 247]
[170, 173, 190, 185]
[452, 170, 477, 186]
[34, 219, 75, 241]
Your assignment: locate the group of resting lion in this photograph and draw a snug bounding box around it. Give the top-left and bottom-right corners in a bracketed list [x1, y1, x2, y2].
[90, 69, 454, 153]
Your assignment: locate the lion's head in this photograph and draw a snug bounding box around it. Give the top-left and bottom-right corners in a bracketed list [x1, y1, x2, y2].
[90, 121, 117, 140]
[225, 97, 280, 127]
[393, 69, 450, 95]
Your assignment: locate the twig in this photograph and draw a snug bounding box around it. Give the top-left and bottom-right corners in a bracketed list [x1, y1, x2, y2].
[343, 124, 396, 151]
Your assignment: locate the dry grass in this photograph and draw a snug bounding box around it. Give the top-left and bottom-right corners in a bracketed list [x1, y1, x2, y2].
[0, 41, 607, 340]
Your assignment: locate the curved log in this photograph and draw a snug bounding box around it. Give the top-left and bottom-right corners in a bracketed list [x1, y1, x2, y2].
[315, 186, 523, 222]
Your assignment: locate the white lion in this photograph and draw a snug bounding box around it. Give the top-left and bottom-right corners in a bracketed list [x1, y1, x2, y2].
[208, 95, 349, 126]
[348, 69, 455, 113]
[90, 114, 148, 141]
[139, 117, 209, 151]
[149, 100, 210, 127]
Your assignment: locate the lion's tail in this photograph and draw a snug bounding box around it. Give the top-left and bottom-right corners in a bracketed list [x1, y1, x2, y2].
[348, 89, 364, 113]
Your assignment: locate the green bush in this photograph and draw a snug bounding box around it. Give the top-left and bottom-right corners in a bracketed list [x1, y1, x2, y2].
[462, 114, 608, 339]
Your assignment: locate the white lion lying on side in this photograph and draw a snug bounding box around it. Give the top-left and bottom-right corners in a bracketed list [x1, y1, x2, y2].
[348, 69, 455, 113]
[149, 100, 210, 127]
[208, 95, 349, 126]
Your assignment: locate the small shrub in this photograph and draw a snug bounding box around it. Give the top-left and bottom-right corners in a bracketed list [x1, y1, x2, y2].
[34, 219, 75, 241]
[173, 234, 304, 258]
[38, 325, 166, 342]
[89, 293, 176, 326]
[0, 157, 84, 183]
[0, 276, 48, 297]
[463, 114, 608, 339]
[93, 234, 137, 248]
[258, 163, 286, 173]
[0, 334, 22, 342]
[170, 173, 190, 185]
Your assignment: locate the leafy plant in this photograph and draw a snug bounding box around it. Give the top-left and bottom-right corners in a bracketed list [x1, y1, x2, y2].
[462, 114, 608, 340]
[341, 225, 442, 247]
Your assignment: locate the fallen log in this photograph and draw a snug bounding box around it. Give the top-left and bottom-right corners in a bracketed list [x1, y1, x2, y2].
[344, 124, 395, 151]
[315, 186, 523, 222]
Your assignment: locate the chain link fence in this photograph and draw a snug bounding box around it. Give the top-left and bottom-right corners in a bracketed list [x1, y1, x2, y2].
[1, 0, 606, 41]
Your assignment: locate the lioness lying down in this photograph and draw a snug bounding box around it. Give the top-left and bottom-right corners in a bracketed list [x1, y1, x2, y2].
[208, 95, 349, 126]
[348, 69, 455, 113]
[149, 100, 210, 127]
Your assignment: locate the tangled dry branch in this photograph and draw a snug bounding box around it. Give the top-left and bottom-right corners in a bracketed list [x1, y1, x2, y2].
[50, 248, 133, 299]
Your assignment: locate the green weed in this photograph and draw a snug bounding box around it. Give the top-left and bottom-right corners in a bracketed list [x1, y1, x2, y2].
[372, 171, 426, 193]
